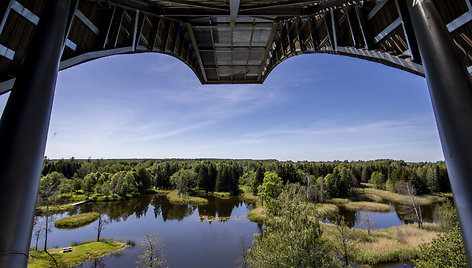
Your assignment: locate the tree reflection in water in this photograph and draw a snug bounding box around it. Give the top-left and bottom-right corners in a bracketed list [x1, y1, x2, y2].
[76, 194, 252, 224]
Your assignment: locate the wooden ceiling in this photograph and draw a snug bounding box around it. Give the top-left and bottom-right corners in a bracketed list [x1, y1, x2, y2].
[0, 0, 471, 91]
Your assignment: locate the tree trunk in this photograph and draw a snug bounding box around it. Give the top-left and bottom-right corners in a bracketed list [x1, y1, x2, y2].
[44, 202, 49, 250]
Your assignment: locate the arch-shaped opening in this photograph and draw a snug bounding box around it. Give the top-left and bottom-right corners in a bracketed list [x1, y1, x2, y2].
[59, 50, 205, 84]
[261, 47, 424, 84]
[3, 52, 439, 162]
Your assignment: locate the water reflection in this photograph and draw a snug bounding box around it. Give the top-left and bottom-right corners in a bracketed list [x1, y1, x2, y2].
[73, 195, 252, 224]
[33, 194, 260, 268]
[325, 201, 440, 229]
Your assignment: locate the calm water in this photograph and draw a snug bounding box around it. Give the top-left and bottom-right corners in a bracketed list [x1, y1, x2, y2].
[325, 201, 439, 229]
[32, 195, 440, 267]
[33, 195, 261, 267]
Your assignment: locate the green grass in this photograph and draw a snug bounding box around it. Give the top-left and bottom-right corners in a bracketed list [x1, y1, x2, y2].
[356, 184, 447, 205]
[56, 193, 88, 203]
[312, 203, 338, 216]
[343, 201, 392, 213]
[154, 188, 172, 195]
[212, 192, 231, 198]
[328, 198, 350, 205]
[247, 207, 266, 223]
[239, 186, 259, 203]
[320, 222, 441, 265]
[37, 204, 73, 214]
[54, 212, 100, 229]
[356, 192, 385, 203]
[91, 193, 139, 202]
[28, 241, 127, 268]
[167, 190, 208, 205]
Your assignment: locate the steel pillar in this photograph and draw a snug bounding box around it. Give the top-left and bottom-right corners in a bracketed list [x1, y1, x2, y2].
[0, 0, 71, 267]
[407, 0, 472, 264]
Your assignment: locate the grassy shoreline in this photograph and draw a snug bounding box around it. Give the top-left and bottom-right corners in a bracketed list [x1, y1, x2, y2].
[321, 222, 440, 265]
[239, 186, 259, 203]
[247, 207, 266, 222]
[343, 201, 392, 213]
[28, 241, 128, 268]
[211, 191, 231, 198]
[167, 190, 208, 205]
[313, 203, 338, 216]
[355, 184, 447, 205]
[54, 212, 100, 229]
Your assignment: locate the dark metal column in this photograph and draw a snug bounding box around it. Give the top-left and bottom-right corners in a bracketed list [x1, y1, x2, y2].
[0, 0, 71, 267]
[406, 0, 472, 264]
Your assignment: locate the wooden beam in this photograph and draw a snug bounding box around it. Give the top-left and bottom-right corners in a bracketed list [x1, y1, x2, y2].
[186, 22, 208, 82]
[76, 9, 100, 35]
[258, 22, 278, 82]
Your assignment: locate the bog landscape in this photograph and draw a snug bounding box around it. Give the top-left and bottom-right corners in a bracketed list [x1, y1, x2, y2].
[29, 158, 464, 267]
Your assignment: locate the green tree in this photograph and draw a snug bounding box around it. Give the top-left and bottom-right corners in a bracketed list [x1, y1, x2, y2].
[83, 173, 98, 196]
[135, 167, 152, 192]
[247, 184, 338, 267]
[136, 233, 167, 268]
[414, 225, 466, 267]
[425, 166, 439, 193]
[369, 171, 386, 190]
[323, 166, 352, 198]
[257, 172, 283, 208]
[252, 167, 265, 195]
[196, 164, 211, 192]
[110, 171, 138, 196]
[437, 200, 459, 231]
[414, 200, 466, 267]
[38, 174, 61, 267]
[170, 169, 196, 196]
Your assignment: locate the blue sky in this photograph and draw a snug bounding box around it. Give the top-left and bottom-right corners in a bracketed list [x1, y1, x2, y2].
[0, 53, 444, 161]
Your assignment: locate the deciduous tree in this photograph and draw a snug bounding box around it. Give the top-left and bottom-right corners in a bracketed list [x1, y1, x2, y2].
[136, 233, 167, 268]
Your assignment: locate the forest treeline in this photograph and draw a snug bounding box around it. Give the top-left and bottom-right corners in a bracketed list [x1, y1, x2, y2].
[39, 158, 450, 203]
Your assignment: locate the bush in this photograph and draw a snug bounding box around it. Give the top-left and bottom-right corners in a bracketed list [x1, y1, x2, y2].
[414, 225, 467, 267]
[437, 200, 458, 231]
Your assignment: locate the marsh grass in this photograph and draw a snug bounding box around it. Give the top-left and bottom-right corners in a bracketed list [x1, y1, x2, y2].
[247, 207, 266, 222]
[356, 184, 447, 205]
[37, 204, 72, 214]
[54, 212, 100, 229]
[343, 201, 392, 213]
[212, 192, 231, 198]
[167, 190, 208, 205]
[312, 203, 338, 216]
[54, 212, 99, 229]
[154, 188, 172, 195]
[239, 186, 259, 203]
[321, 222, 440, 265]
[357, 193, 385, 203]
[28, 241, 127, 268]
[328, 198, 350, 205]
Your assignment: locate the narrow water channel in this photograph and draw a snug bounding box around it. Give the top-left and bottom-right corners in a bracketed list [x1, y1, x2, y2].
[324, 201, 439, 229]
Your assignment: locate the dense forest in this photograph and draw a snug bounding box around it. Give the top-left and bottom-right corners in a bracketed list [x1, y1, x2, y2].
[39, 158, 450, 204]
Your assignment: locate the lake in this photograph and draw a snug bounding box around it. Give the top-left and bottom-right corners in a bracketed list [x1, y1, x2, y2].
[33, 195, 261, 267]
[32, 194, 439, 267]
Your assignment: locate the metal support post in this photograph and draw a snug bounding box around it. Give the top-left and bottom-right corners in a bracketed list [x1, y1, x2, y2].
[406, 0, 472, 264]
[0, 0, 71, 267]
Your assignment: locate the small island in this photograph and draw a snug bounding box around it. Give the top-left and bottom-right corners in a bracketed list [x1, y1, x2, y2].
[167, 190, 208, 205]
[54, 212, 100, 229]
[28, 241, 128, 268]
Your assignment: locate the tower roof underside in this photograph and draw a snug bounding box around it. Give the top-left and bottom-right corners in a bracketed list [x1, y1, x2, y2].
[0, 0, 471, 90]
